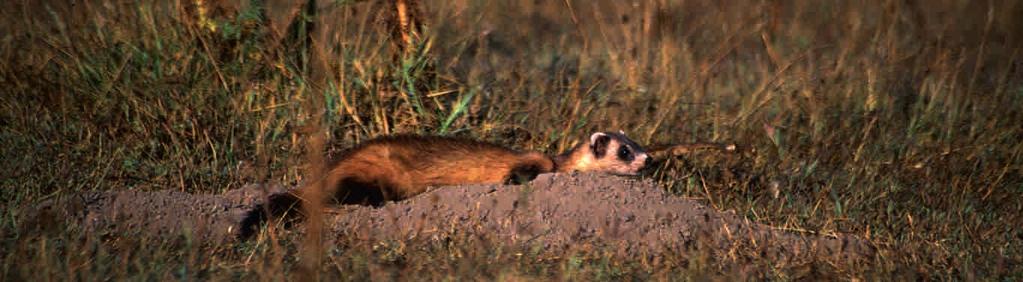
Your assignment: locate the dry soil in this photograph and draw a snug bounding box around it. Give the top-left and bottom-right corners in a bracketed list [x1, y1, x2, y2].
[29, 173, 875, 268]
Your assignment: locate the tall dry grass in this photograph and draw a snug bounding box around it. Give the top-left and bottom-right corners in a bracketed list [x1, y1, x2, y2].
[1, 0, 1021, 279]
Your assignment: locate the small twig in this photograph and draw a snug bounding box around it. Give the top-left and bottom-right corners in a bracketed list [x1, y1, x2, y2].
[646, 142, 739, 159]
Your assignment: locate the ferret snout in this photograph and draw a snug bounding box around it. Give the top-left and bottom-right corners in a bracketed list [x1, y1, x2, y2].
[623, 153, 652, 175]
[627, 153, 651, 174]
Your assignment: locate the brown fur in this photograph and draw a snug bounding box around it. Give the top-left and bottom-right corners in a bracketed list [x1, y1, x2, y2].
[300, 135, 556, 206]
[287, 132, 649, 208]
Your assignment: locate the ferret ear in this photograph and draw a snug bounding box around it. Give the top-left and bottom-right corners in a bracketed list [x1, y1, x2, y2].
[589, 132, 611, 158]
[618, 130, 626, 135]
[589, 132, 608, 146]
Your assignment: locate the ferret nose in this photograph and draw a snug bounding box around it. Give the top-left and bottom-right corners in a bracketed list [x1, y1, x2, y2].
[643, 155, 652, 167]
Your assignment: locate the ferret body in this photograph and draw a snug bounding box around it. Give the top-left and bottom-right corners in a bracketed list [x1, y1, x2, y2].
[239, 131, 650, 237]
[303, 131, 650, 206]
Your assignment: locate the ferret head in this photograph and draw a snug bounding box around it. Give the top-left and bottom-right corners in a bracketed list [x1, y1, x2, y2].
[566, 131, 651, 175]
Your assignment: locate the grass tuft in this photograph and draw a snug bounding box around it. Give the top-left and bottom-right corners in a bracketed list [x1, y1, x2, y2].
[2, 0, 1022, 279]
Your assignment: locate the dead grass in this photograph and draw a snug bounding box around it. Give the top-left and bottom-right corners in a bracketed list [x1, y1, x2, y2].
[2, 0, 1021, 280]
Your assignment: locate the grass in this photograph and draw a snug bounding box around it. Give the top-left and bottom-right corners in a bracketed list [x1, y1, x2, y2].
[2, 0, 1022, 279]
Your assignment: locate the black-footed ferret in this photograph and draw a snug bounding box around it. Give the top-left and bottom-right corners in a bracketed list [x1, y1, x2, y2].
[305, 131, 650, 206]
[241, 131, 649, 236]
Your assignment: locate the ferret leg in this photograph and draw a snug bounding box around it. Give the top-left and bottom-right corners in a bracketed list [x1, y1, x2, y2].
[505, 153, 555, 184]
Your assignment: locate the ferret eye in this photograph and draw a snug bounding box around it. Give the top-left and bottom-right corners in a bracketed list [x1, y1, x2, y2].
[617, 146, 633, 161]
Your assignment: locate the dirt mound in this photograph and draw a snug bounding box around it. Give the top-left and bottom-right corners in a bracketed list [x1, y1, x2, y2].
[29, 184, 288, 242]
[30, 173, 874, 265]
[326, 173, 874, 264]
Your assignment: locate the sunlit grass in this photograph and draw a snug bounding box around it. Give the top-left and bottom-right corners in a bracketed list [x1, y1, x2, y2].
[1, 0, 1021, 280]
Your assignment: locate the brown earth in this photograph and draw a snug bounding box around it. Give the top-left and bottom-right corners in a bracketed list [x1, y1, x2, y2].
[28, 173, 875, 268]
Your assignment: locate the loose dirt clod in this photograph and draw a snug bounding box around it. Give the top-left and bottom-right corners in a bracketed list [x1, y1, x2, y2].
[31, 173, 874, 267]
